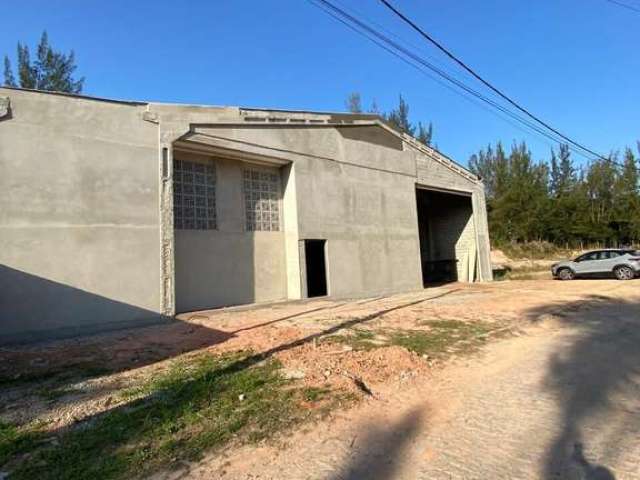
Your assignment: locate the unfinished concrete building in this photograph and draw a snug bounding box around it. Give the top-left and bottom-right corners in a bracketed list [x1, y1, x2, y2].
[0, 87, 492, 342]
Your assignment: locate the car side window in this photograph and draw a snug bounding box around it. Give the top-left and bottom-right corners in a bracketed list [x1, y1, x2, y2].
[599, 251, 612, 260]
[608, 251, 621, 259]
[583, 252, 600, 261]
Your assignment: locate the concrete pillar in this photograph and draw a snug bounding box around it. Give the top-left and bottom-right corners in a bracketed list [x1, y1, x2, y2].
[282, 163, 302, 299]
[471, 188, 493, 281]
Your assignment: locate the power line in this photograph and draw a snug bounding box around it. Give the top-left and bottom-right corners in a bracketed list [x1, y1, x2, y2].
[377, 0, 608, 161]
[605, 0, 640, 13]
[311, 0, 569, 146]
[316, 0, 565, 153]
[308, 0, 598, 161]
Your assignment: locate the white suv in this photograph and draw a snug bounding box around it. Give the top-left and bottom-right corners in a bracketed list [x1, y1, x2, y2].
[551, 249, 640, 280]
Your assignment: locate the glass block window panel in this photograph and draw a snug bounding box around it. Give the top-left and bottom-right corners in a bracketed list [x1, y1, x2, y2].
[173, 159, 216, 230]
[244, 168, 281, 231]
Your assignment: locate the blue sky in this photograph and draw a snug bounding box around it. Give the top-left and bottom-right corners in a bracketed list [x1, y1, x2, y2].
[2, 0, 638, 166]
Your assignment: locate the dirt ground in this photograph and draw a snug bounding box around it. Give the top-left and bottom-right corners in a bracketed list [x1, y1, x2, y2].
[3, 279, 640, 479]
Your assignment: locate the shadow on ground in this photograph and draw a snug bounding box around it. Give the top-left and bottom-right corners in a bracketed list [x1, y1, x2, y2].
[2, 289, 459, 478]
[328, 407, 425, 480]
[525, 293, 640, 479]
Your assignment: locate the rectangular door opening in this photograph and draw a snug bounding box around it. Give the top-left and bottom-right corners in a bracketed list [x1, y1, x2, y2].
[304, 240, 327, 298]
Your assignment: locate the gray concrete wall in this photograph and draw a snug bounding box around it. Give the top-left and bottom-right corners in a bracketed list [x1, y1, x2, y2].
[186, 124, 424, 299]
[173, 152, 286, 312]
[0, 88, 162, 342]
[295, 146, 423, 298]
[0, 92, 492, 342]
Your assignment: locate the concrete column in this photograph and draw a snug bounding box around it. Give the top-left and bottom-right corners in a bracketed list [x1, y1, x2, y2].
[282, 163, 302, 299]
[159, 141, 175, 316]
[471, 188, 493, 281]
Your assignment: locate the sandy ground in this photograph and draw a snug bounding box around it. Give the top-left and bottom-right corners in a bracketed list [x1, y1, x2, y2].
[3, 279, 640, 479]
[161, 280, 640, 480]
[0, 284, 502, 430]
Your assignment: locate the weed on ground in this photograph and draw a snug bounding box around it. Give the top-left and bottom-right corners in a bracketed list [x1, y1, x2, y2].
[2, 352, 350, 480]
[325, 319, 503, 358]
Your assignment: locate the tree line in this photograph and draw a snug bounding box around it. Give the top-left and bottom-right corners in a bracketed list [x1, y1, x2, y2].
[345, 92, 434, 147]
[3, 31, 83, 93]
[469, 142, 640, 248]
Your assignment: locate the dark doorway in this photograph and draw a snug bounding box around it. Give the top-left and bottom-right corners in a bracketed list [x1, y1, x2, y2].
[416, 188, 474, 285]
[304, 240, 327, 298]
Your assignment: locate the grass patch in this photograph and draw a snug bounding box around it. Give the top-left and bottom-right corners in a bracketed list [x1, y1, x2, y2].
[392, 320, 494, 357]
[302, 386, 331, 402]
[4, 352, 340, 480]
[0, 421, 45, 467]
[326, 329, 380, 351]
[325, 320, 500, 358]
[497, 241, 569, 260]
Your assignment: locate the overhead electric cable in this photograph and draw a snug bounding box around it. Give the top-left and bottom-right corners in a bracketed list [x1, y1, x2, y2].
[605, 0, 640, 13]
[313, 0, 563, 152]
[309, 0, 598, 160]
[377, 0, 608, 161]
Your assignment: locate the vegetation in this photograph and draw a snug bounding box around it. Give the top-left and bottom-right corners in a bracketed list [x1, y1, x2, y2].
[391, 320, 494, 356]
[345, 92, 433, 146]
[0, 421, 45, 468]
[327, 320, 499, 358]
[3, 352, 348, 480]
[469, 142, 640, 249]
[497, 241, 569, 260]
[493, 264, 552, 281]
[3, 31, 84, 93]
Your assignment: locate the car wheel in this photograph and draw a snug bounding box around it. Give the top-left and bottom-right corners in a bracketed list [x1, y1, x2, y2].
[557, 268, 575, 280]
[614, 266, 634, 280]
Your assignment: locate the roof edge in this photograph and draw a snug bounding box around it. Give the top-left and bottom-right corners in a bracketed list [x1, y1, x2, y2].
[0, 86, 148, 106]
[0, 86, 479, 182]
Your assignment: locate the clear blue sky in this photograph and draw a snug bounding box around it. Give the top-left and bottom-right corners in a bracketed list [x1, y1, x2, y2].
[2, 0, 638, 166]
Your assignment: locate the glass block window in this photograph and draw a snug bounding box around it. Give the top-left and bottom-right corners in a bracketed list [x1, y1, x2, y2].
[173, 159, 216, 230]
[243, 168, 281, 231]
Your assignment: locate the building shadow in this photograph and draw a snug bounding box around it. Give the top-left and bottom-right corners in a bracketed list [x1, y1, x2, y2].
[6, 289, 456, 477]
[327, 407, 425, 480]
[0, 264, 234, 418]
[524, 294, 640, 479]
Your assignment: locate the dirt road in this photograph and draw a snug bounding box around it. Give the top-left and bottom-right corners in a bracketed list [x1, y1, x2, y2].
[178, 281, 640, 480]
[3, 280, 640, 479]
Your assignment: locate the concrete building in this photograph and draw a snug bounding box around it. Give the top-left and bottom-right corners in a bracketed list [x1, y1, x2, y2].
[0, 87, 492, 343]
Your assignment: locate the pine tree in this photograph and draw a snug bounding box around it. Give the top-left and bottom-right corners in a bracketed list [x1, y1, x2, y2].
[613, 148, 640, 244]
[3, 31, 84, 93]
[343, 93, 434, 145]
[3, 56, 16, 86]
[369, 98, 380, 114]
[550, 144, 576, 196]
[416, 121, 433, 146]
[385, 94, 415, 136]
[469, 142, 507, 201]
[345, 92, 362, 113]
[584, 157, 618, 244]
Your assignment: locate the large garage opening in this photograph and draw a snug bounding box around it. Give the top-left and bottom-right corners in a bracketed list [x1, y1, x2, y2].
[416, 188, 476, 285]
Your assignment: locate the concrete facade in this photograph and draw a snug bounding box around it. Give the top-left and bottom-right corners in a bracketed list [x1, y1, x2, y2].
[0, 87, 492, 342]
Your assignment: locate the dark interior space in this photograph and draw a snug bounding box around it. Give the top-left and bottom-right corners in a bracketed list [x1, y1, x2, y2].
[416, 188, 473, 285]
[305, 239, 327, 298]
